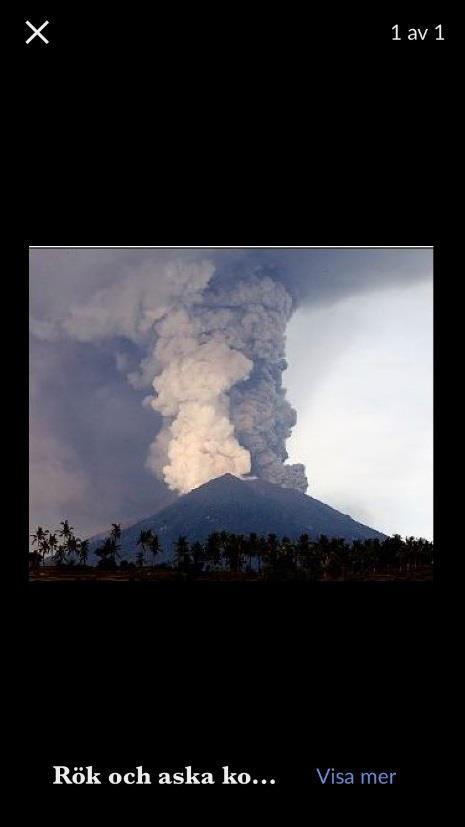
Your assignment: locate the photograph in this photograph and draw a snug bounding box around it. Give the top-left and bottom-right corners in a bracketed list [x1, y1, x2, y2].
[29, 246, 433, 583]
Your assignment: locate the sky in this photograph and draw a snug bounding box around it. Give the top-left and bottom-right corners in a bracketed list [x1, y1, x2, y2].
[29, 248, 433, 540]
[285, 281, 433, 538]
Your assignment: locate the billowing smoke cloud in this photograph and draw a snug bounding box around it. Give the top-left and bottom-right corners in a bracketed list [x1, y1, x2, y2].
[200, 275, 307, 491]
[143, 333, 253, 493]
[30, 248, 432, 535]
[46, 256, 308, 494]
[141, 273, 307, 492]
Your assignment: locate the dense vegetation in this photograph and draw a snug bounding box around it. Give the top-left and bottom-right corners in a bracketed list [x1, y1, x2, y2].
[30, 522, 434, 580]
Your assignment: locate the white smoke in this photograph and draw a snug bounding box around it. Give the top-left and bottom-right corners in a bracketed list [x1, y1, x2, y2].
[39, 256, 307, 495]
[144, 336, 252, 492]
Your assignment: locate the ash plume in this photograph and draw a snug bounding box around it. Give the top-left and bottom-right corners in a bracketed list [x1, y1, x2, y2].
[199, 275, 308, 492]
[52, 257, 308, 495]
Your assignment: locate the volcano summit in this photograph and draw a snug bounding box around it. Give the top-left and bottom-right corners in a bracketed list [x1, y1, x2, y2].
[90, 474, 386, 564]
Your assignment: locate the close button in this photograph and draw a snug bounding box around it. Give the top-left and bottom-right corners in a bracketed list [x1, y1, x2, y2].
[25, 20, 50, 45]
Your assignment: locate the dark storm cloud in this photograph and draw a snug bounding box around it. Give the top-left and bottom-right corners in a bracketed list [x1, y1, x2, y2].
[209, 247, 432, 306]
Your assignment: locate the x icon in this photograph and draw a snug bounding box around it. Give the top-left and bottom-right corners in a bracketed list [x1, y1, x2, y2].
[25, 20, 50, 45]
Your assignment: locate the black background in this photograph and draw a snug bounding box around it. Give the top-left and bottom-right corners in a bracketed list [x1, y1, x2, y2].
[14, 9, 446, 816]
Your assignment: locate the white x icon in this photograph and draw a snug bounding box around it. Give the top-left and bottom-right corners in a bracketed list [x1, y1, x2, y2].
[25, 20, 50, 45]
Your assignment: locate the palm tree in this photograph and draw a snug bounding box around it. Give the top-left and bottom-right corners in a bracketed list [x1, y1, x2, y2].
[351, 539, 366, 576]
[191, 541, 204, 569]
[31, 526, 47, 547]
[31, 526, 49, 565]
[224, 533, 244, 573]
[421, 539, 434, 567]
[79, 539, 90, 567]
[280, 536, 295, 565]
[246, 533, 258, 571]
[56, 520, 74, 564]
[386, 534, 405, 572]
[174, 536, 191, 570]
[296, 533, 319, 576]
[149, 534, 161, 567]
[42, 538, 50, 566]
[110, 523, 122, 555]
[28, 550, 41, 569]
[206, 532, 222, 568]
[263, 533, 279, 575]
[332, 537, 349, 578]
[40, 536, 51, 567]
[54, 542, 67, 566]
[111, 523, 121, 541]
[256, 536, 268, 575]
[48, 532, 58, 559]
[316, 534, 330, 578]
[136, 529, 153, 566]
[58, 520, 74, 541]
[67, 535, 79, 563]
[404, 535, 418, 570]
[95, 537, 117, 568]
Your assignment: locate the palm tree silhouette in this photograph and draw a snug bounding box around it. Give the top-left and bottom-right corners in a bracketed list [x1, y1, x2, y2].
[48, 532, 58, 559]
[31, 526, 50, 566]
[206, 532, 221, 568]
[246, 533, 258, 570]
[224, 533, 244, 572]
[54, 542, 67, 566]
[31, 526, 47, 547]
[110, 523, 122, 560]
[27, 517, 433, 581]
[111, 523, 121, 540]
[58, 520, 74, 540]
[79, 539, 90, 567]
[150, 534, 161, 567]
[67, 535, 79, 563]
[191, 541, 204, 569]
[28, 550, 41, 569]
[95, 537, 117, 568]
[263, 533, 279, 574]
[174, 536, 190, 570]
[40, 536, 51, 567]
[56, 520, 74, 563]
[296, 533, 311, 570]
[136, 529, 153, 566]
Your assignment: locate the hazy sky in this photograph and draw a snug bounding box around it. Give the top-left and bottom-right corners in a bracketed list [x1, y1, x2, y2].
[29, 248, 433, 540]
[285, 281, 433, 538]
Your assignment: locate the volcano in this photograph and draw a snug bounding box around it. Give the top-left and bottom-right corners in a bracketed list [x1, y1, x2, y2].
[90, 474, 386, 563]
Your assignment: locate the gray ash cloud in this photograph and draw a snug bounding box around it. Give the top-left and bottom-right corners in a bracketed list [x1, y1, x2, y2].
[30, 248, 432, 509]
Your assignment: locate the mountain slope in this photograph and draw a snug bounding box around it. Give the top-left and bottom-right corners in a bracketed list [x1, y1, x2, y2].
[90, 474, 386, 563]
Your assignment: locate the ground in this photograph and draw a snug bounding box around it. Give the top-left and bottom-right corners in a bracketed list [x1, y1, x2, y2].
[29, 566, 433, 582]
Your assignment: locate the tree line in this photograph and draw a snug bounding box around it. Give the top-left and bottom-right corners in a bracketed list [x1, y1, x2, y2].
[30, 522, 434, 579]
[30, 521, 90, 567]
[29, 522, 159, 569]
